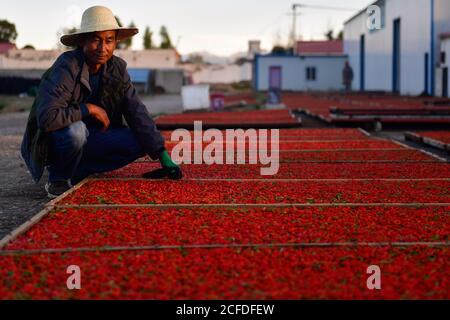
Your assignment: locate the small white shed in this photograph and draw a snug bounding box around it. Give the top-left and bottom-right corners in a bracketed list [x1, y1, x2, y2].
[181, 85, 210, 111]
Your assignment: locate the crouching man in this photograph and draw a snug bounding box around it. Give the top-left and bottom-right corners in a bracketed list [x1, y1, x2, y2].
[21, 6, 182, 198]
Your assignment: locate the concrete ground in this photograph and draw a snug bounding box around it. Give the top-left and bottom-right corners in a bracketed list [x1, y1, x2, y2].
[141, 94, 183, 116]
[0, 94, 182, 239]
[0, 112, 48, 238]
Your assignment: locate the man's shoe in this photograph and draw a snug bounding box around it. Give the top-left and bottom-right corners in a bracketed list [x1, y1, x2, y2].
[45, 180, 72, 199]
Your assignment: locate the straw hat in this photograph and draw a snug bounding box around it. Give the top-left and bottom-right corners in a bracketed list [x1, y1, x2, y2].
[60, 6, 138, 47]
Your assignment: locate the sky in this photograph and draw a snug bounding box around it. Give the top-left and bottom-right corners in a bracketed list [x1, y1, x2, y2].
[1, 0, 374, 56]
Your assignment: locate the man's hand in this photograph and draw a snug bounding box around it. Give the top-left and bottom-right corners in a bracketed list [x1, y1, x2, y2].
[142, 150, 182, 180]
[86, 103, 110, 131]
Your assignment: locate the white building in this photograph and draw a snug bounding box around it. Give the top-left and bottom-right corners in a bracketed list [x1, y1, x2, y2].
[114, 49, 180, 69]
[180, 40, 260, 85]
[436, 33, 450, 97]
[0, 48, 180, 70]
[186, 63, 252, 84]
[0, 49, 62, 70]
[344, 0, 450, 96]
[253, 41, 347, 92]
[0, 48, 184, 94]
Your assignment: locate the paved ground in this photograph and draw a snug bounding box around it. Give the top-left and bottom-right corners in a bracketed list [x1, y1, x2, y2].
[375, 130, 450, 162]
[0, 95, 183, 239]
[0, 112, 48, 238]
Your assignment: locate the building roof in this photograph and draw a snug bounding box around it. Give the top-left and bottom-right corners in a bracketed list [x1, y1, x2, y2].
[344, 0, 378, 25]
[296, 40, 343, 55]
[0, 42, 17, 55]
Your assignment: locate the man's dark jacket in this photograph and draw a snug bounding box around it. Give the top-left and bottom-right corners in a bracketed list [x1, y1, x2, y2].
[21, 48, 165, 183]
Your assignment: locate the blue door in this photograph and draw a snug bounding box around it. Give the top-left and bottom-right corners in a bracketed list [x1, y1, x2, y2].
[443, 67, 448, 98]
[424, 53, 429, 93]
[360, 34, 365, 91]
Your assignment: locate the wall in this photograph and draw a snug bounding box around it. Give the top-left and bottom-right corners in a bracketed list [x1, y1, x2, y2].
[435, 0, 450, 63]
[437, 37, 450, 96]
[191, 63, 251, 84]
[255, 55, 346, 91]
[0, 49, 179, 70]
[344, 0, 432, 95]
[155, 69, 184, 94]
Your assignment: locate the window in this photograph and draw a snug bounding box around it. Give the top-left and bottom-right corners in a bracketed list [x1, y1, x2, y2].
[306, 67, 317, 81]
[441, 51, 446, 64]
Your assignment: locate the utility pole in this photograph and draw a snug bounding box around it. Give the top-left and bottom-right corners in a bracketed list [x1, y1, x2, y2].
[291, 4, 302, 54]
[290, 3, 358, 54]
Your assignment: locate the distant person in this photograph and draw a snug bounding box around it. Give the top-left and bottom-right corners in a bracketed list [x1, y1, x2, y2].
[343, 61, 354, 92]
[21, 6, 182, 199]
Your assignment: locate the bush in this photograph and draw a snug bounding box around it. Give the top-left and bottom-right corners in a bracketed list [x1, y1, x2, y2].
[231, 81, 251, 91]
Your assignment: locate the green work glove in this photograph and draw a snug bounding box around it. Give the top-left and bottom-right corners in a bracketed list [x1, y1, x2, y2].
[159, 150, 179, 168]
[142, 150, 182, 180]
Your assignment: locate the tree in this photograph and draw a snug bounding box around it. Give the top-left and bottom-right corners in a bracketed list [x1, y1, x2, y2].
[271, 46, 288, 55]
[143, 26, 153, 49]
[187, 54, 204, 64]
[114, 16, 128, 49]
[56, 26, 78, 49]
[337, 30, 344, 40]
[22, 44, 35, 50]
[234, 57, 248, 66]
[121, 21, 136, 49]
[325, 29, 334, 41]
[115, 16, 123, 27]
[0, 19, 18, 43]
[159, 26, 173, 49]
